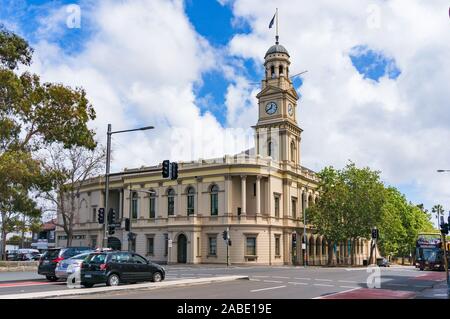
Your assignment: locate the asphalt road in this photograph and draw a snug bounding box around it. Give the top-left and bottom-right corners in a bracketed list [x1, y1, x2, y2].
[0, 265, 441, 299]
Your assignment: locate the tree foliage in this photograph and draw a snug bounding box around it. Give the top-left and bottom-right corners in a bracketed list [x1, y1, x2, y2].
[0, 27, 97, 258]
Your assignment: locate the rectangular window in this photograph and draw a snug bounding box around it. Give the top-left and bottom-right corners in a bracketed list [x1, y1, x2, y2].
[208, 237, 217, 256]
[168, 197, 175, 216]
[149, 197, 156, 218]
[211, 194, 218, 216]
[253, 183, 256, 196]
[246, 237, 256, 256]
[291, 197, 297, 219]
[132, 194, 138, 219]
[187, 195, 194, 215]
[274, 195, 280, 218]
[92, 208, 97, 222]
[147, 237, 154, 255]
[275, 236, 281, 256]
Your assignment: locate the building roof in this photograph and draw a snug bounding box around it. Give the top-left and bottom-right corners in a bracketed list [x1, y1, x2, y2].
[42, 219, 57, 231]
[265, 44, 290, 58]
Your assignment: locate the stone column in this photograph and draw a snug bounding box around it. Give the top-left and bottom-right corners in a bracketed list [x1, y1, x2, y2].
[196, 177, 202, 216]
[119, 189, 123, 220]
[224, 175, 232, 216]
[256, 175, 261, 215]
[241, 175, 247, 215]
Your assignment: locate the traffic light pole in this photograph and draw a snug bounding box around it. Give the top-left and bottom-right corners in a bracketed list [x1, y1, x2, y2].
[103, 124, 112, 249]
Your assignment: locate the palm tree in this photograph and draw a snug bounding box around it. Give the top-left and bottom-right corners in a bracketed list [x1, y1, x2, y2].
[432, 204, 444, 225]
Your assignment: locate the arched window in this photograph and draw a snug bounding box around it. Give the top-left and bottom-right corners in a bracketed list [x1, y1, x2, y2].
[186, 186, 195, 215]
[290, 141, 296, 162]
[279, 65, 284, 75]
[316, 238, 321, 256]
[149, 190, 156, 218]
[167, 188, 175, 216]
[271, 65, 275, 78]
[210, 185, 219, 216]
[131, 192, 138, 219]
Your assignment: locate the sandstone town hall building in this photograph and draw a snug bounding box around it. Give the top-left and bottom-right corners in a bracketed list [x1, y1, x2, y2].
[56, 40, 370, 266]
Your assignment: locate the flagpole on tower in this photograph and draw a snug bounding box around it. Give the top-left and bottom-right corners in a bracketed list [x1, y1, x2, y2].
[276, 8, 279, 44]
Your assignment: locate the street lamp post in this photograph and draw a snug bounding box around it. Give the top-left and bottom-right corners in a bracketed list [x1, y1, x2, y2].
[102, 124, 154, 248]
[436, 169, 450, 295]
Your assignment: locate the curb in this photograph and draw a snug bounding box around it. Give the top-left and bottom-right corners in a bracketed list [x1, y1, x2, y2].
[0, 275, 249, 299]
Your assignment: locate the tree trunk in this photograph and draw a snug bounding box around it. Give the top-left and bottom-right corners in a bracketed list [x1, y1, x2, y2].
[1, 227, 7, 261]
[327, 240, 334, 266]
[66, 228, 73, 247]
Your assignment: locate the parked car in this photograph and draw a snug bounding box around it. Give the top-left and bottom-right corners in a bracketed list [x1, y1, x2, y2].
[38, 247, 91, 281]
[379, 258, 391, 267]
[80, 251, 165, 288]
[6, 250, 19, 261]
[55, 252, 93, 280]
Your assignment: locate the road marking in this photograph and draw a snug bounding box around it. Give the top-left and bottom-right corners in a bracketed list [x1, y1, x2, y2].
[263, 280, 283, 283]
[272, 276, 289, 279]
[434, 293, 447, 297]
[288, 282, 308, 285]
[251, 285, 286, 293]
[313, 283, 335, 287]
[294, 277, 311, 280]
[314, 287, 361, 299]
[315, 279, 333, 282]
[0, 281, 62, 289]
[252, 275, 269, 278]
[338, 280, 356, 283]
[249, 279, 261, 282]
[339, 285, 358, 289]
[385, 283, 408, 287]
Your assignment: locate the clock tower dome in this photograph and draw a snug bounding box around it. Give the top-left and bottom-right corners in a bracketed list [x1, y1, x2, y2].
[254, 39, 302, 167]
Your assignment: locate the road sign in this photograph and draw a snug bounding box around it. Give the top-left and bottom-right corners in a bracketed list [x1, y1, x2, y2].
[302, 243, 306, 250]
[168, 239, 173, 248]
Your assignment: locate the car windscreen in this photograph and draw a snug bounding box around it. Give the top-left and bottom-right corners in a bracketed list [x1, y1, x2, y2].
[42, 250, 60, 260]
[61, 248, 91, 258]
[70, 253, 91, 260]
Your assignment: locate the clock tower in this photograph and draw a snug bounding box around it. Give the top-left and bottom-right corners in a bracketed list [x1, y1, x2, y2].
[254, 40, 302, 167]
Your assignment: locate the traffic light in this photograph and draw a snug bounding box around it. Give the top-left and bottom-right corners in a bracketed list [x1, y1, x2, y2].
[371, 228, 379, 239]
[108, 225, 115, 235]
[162, 160, 170, 178]
[128, 232, 137, 241]
[222, 230, 228, 241]
[108, 208, 116, 225]
[98, 208, 105, 224]
[292, 233, 297, 243]
[441, 223, 449, 235]
[171, 162, 178, 180]
[125, 218, 130, 231]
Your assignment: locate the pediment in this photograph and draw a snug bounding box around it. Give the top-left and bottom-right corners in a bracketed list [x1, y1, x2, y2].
[256, 85, 299, 100]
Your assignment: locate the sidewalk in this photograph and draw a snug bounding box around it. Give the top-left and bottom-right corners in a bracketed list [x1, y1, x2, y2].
[416, 280, 450, 299]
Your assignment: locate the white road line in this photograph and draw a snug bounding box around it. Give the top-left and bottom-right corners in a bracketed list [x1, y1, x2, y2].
[252, 275, 269, 278]
[294, 277, 311, 280]
[249, 279, 261, 282]
[385, 283, 408, 287]
[315, 279, 333, 282]
[339, 285, 358, 289]
[314, 287, 361, 299]
[251, 285, 286, 293]
[313, 283, 335, 287]
[272, 276, 289, 279]
[338, 280, 356, 283]
[288, 282, 308, 285]
[263, 280, 283, 283]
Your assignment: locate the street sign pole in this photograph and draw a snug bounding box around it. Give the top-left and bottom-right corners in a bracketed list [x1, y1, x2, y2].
[103, 124, 112, 249]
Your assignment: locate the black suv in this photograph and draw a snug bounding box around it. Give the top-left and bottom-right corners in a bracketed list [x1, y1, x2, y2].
[80, 251, 165, 288]
[38, 247, 91, 281]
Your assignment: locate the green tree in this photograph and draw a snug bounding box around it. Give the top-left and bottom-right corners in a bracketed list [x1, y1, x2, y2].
[307, 162, 386, 265]
[0, 27, 97, 259]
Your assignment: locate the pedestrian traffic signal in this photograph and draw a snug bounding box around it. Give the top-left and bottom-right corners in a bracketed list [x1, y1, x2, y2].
[162, 160, 170, 178]
[128, 232, 137, 241]
[171, 162, 178, 180]
[441, 223, 449, 235]
[371, 228, 379, 239]
[108, 225, 115, 235]
[125, 218, 130, 231]
[108, 208, 116, 225]
[98, 208, 105, 224]
[222, 230, 228, 241]
[292, 233, 297, 243]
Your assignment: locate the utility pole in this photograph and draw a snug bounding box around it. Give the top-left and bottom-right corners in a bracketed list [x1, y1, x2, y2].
[302, 190, 307, 267]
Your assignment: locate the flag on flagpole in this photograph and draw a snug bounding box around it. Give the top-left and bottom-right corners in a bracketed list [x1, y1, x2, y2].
[269, 12, 276, 28]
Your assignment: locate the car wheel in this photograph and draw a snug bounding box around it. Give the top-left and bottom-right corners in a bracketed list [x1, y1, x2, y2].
[46, 276, 58, 282]
[83, 283, 94, 288]
[107, 274, 120, 286]
[152, 271, 163, 282]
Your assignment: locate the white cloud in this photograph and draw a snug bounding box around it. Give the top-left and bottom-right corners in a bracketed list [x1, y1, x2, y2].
[225, 0, 450, 216]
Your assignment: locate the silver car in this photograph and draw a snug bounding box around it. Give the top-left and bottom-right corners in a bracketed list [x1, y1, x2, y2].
[55, 252, 92, 279]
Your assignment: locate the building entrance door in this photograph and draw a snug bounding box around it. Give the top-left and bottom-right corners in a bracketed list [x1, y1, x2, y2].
[177, 234, 187, 263]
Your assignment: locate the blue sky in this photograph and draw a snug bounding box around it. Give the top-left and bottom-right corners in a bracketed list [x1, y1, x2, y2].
[1, 0, 448, 224]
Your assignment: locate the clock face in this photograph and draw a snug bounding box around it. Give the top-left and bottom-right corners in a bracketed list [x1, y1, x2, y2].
[265, 102, 278, 115]
[288, 103, 294, 116]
